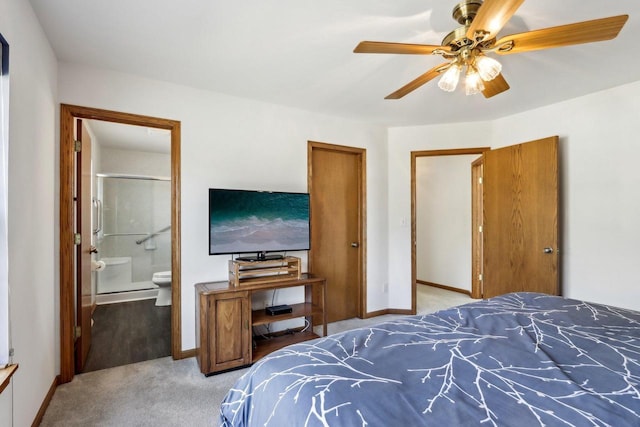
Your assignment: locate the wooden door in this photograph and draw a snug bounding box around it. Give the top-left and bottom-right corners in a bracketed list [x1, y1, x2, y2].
[75, 120, 93, 372]
[482, 136, 559, 298]
[309, 142, 363, 323]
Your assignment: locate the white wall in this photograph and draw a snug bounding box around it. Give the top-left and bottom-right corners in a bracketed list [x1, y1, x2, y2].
[416, 155, 477, 292]
[57, 63, 390, 350]
[98, 147, 171, 177]
[1, 0, 58, 426]
[388, 82, 640, 311]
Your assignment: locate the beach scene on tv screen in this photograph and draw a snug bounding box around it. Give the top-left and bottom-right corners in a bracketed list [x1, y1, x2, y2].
[210, 190, 309, 254]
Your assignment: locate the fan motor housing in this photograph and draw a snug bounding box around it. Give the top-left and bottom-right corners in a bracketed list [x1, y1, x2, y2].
[442, 26, 472, 50]
[442, 0, 491, 51]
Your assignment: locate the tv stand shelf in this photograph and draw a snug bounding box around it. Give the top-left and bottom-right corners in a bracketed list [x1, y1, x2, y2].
[252, 302, 322, 326]
[195, 274, 326, 375]
[252, 331, 317, 361]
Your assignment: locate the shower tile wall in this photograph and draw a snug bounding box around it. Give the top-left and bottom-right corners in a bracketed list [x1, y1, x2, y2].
[99, 177, 171, 282]
[97, 147, 171, 290]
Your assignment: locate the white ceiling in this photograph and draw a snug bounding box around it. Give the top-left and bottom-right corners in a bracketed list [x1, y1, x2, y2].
[30, 0, 640, 127]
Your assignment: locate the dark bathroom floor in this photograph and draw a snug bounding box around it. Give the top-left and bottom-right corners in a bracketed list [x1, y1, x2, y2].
[81, 298, 171, 373]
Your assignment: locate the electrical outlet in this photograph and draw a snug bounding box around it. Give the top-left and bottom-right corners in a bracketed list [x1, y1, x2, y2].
[383, 282, 388, 293]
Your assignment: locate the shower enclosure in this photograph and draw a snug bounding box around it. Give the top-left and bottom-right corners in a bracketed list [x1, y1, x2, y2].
[95, 174, 171, 299]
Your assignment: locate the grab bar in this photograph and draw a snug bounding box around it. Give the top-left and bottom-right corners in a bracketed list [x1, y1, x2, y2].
[136, 225, 171, 245]
[92, 198, 102, 235]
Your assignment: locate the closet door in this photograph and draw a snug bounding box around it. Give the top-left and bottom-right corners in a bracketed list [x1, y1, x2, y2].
[308, 142, 364, 323]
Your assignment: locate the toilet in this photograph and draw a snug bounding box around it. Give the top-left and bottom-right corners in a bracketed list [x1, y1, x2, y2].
[152, 271, 172, 306]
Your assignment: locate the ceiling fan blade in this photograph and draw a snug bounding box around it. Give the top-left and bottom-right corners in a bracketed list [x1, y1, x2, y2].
[482, 73, 510, 98]
[384, 63, 449, 99]
[467, 0, 524, 42]
[494, 15, 629, 55]
[354, 41, 450, 55]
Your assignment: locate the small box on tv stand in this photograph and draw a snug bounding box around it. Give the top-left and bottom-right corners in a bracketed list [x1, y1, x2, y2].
[265, 305, 293, 316]
[228, 256, 301, 287]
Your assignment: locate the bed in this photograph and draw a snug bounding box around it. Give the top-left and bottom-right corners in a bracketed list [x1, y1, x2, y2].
[219, 292, 640, 426]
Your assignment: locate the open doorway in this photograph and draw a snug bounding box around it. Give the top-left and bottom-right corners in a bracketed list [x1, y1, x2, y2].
[59, 104, 182, 383]
[410, 147, 489, 314]
[83, 120, 172, 372]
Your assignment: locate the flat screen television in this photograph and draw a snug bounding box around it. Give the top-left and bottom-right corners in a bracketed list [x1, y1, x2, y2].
[209, 188, 310, 260]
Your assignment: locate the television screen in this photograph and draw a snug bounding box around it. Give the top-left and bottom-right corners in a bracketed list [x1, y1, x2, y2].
[209, 189, 310, 256]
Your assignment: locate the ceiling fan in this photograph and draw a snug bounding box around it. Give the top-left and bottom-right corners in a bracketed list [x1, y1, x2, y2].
[354, 0, 628, 99]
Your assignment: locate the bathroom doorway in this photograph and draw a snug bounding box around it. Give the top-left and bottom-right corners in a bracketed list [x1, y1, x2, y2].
[60, 105, 182, 383]
[83, 120, 172, 372]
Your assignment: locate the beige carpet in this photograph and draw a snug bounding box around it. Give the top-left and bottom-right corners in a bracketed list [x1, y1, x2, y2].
[40, 285, 472, 426]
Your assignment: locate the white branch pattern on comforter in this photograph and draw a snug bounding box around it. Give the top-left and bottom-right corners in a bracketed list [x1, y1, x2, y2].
[220, 293, 640, 426]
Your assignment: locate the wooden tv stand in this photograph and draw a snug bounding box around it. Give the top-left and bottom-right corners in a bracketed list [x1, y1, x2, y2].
[195, 274, 326, 375]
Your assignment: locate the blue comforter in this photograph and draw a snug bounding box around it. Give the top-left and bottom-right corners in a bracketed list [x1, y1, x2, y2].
[219, 293, 640, 426]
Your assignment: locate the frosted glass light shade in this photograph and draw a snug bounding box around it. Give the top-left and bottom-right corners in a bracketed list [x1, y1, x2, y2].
[465, 70, 485, 95]
[475, 56, 502, 82]
[437, 64, 461, 92]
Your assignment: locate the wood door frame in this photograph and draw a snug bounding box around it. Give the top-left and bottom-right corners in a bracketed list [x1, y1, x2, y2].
[470, 156, 484, 299]
[59, 104, 182, 384]
[411, 147, 490, 313]
[307, 141, 366, 318]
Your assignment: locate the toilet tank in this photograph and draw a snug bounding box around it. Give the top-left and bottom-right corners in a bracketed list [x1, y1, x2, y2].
[98, 257, 132, 293]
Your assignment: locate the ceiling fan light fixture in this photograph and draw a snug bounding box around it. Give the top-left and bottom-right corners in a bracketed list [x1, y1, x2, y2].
[475, 55, 502, 82]
[354, 0, 629, 100]
[438, 64, 462, 92]
[465, 68, 485, 95]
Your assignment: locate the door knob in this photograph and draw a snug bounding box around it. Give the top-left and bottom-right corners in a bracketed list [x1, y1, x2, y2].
[543, 247, 554, 254]
[351, 242, 359, 248]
